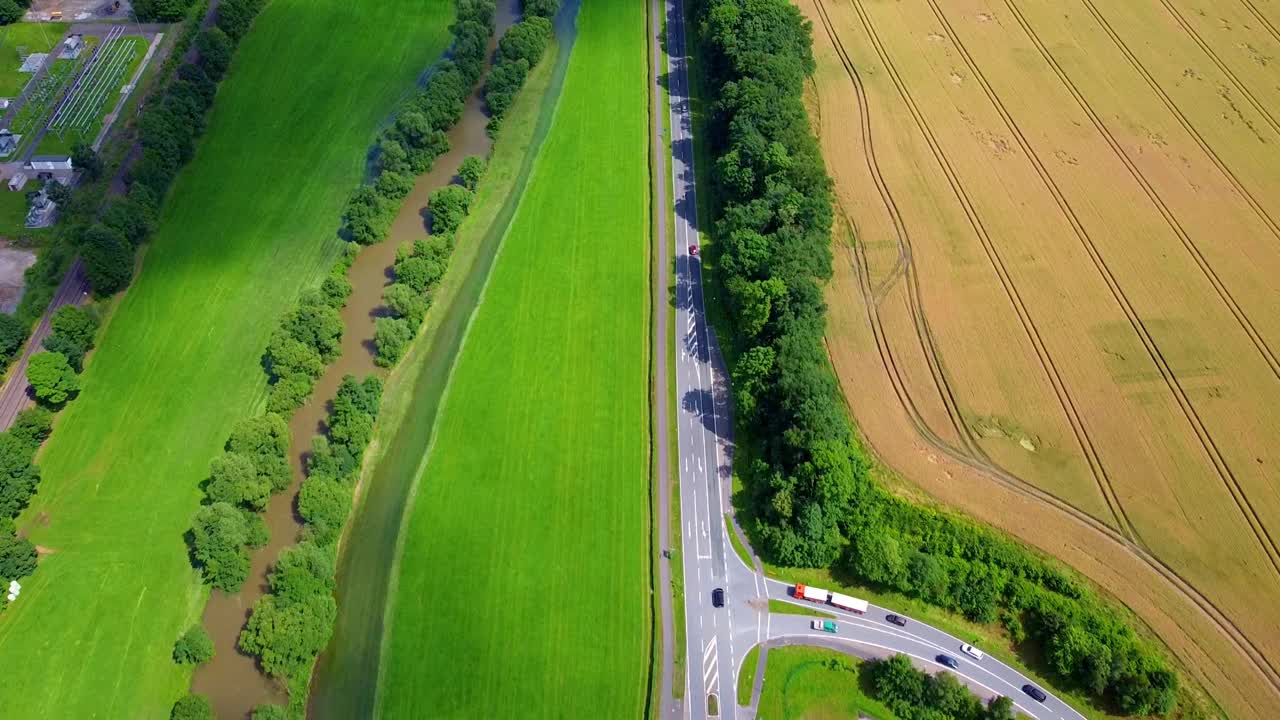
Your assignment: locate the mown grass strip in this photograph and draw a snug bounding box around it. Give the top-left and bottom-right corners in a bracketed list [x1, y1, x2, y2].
[738, 645, 759, 706]
[375, 0, 651, 715]
[768, 598, 834, 619]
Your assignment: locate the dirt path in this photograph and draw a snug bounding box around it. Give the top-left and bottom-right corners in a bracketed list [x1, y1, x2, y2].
[647, 0, 676, 716]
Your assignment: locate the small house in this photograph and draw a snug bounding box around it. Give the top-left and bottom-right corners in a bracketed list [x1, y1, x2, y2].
[8, 172, 28, 192]
[0, 130, 17, 157]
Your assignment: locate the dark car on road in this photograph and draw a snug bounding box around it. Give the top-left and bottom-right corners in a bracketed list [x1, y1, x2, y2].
[1023, 684, 1047, 703]
[712, 587, 725, 608]
[886, 614, 907, 627]
[937, 654, 959, 669]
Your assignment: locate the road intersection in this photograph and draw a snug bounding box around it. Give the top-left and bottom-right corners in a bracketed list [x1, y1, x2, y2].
[654, 0, 1087, 718]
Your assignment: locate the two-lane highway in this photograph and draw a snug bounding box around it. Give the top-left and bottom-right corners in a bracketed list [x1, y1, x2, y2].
[664, 0, 765, 713]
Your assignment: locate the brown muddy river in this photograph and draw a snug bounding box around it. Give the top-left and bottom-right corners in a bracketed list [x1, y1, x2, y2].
[190, 1, 518, 714]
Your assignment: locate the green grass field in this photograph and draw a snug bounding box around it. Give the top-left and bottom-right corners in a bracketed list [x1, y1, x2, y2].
[35, 36, 148, 156]
[0, 1, 454, 717]
[0, 23, 68, 97]
[376, 0, 652, 716]
[309, 34, 568, 720]
[758, 646, 901, 720]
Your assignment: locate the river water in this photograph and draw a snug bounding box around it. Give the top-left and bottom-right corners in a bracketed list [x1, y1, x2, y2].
[190, 0, 519, 715]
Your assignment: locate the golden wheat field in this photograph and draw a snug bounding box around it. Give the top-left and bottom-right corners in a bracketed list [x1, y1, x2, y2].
[800, 0, 1280, 716]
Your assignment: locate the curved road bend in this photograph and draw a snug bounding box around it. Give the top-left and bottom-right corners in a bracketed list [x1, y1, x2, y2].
[658, 0, 1088, 718]
[0, 259, 89, 429]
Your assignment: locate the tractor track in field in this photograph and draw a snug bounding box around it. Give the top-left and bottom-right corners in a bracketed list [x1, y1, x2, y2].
[829, 0, 1137, 540]
[1238, 0, 1280, 46]
[1152, 0, 1280, 137]
[923, 0, 1280, 587]
[807, 12, 989, 468]
[1076, 0, 1280, 244]
[814, 0, 1280, 701]
[998, 0, 1280, 386]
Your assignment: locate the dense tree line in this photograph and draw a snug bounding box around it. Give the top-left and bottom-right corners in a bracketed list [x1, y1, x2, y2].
[867, 655, 1019, 720]
[341, 0, 496, 246]
[134, 0, 196, 22]
[695, 0, 1175, 714]
[373, 177, 479, 366]
[239, 375, 380, 689]
[484, 14, 553, 132]
[0, 309, 103, 597]
[187, 414, 290, 591]
[263, 248, 356, 414]
[80, 0, 264, 296]
[0, 0, 32, 25]
[0, 408, 53, 588]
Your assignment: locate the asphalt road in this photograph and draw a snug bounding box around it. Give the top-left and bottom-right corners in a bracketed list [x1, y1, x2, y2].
[663, 0, 766, 714]
[659, 1, 1088, 719]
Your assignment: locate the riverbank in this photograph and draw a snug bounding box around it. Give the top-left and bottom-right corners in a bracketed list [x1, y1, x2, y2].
[187, 2, 521, 717]
[374, 0, 653, 713]
[305, 6, 572, 720]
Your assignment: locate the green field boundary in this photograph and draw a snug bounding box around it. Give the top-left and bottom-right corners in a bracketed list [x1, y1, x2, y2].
[759, 646, 903, 720]
[737, 645, 759, 707]
[768, 599, 835, 619]
[725, 513, 753, 569]
[310, 30, 570, 719]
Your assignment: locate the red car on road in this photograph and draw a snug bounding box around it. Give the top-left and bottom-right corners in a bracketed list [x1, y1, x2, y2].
[689, 244, 698, 256]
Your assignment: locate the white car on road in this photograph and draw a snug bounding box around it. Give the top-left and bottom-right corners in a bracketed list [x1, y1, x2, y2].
[961, 643, 985, 661]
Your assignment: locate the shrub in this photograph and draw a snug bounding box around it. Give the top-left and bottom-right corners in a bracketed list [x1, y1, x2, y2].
[373, 316, 413, 367]
[252, 705, 288, 720]
[190, 502, 252, 591]
[0, 313, 27, 365]
[81, 225, 135, 296]
[458, 155, 487, 191]
[525, 0, 560, 17]
[9, 408, 53, 449]
[217, 0, 265, 41]
[27, 352, 79, 406]
[44, 305, 98, 371]
[170, 693, 214, 720]
[0, 0, 24, 25]
[238, 592, 336, 678]
[427, 185, 474, 235]
[0, 434, 39, 518]
[196, 28, 234, 80]
[496, 16, 551, 67]
[173, 625, 215, 665]
[384, 283, 429, 327]
[0, 528, 37, 579]
[297, 476, 349, 545]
